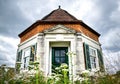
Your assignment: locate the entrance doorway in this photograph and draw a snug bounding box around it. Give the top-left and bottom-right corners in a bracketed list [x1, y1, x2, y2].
[52, 47, 68, 70]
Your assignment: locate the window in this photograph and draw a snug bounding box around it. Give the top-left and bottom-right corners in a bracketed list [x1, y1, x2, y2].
[52, 47, 68, 70]
[21, 44, 37, 70]
[23, 48, 30, 70]
[84, 43, 101, 70]
[54, 50, 66, 64]
[17, 51, 22, 62]
[89, 47, 97, 69]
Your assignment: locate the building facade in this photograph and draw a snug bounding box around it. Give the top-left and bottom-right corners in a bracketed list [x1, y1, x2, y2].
[16, 7, 104, 76]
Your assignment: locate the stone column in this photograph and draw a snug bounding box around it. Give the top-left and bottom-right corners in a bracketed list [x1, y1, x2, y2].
[76, 33, 85, 75]
[36, 33, 44, 72]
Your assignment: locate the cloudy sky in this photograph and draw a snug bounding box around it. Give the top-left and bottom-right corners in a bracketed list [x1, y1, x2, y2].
[0, 0, 120, 73]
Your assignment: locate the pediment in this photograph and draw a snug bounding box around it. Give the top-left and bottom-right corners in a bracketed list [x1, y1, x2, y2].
[44, 25, 76, 34]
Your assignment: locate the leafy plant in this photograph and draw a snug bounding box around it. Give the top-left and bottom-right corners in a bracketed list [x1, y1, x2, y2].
[47, 63, 69, 84]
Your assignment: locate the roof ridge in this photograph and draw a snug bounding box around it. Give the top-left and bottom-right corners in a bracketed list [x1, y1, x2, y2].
[41, 8, 78, 21]
[41, 9, 56, 20]
[63, 9, 78, 20]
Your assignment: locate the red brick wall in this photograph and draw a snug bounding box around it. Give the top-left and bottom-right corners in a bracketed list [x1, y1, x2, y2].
[20, 23, 99, 43]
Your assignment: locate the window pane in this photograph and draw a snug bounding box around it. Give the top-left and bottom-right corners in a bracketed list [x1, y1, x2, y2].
[61, 58, 65, 63]
[55, 58, 60, 63]
[24, 57, 29, 69]
[89, 49, 92, 55]
[24, 58, 26, 63]
[24, 49, 30, 57]
[89, 48, 96, 57]
[55, 50, 60, 57]
[61, 50, 65, 56]
[93, 50, 96, 56]
[90, 56, 96, 68]
[26, 57, 29, 66]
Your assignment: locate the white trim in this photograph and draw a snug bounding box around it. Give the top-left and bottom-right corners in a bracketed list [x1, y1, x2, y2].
[89, 46, 100, 71]
[81, 33, 100, 45]
[77, 32, 100, 46]
[49, 41, 70, 75]
[80, 34, 101, 50]
[44, 33, 76, 76]
[21, 47, 31, 70]
[18, 33, 38, 47]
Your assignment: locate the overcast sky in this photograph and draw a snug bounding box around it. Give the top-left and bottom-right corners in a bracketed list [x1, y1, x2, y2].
[0, 0, 120, 73]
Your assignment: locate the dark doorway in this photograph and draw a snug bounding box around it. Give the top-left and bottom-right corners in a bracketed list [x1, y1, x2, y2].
[52, 47, 68, 70]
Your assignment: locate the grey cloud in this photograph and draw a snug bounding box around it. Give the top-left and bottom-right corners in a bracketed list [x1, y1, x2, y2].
[0, 38, 17, 67]
[93, 0, 119, 31]
[0, 0, 33, 38]
[84, 0, 120, 52]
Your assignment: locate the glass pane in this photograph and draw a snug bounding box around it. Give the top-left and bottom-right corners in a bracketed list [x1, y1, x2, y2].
[61, 50, 65, 56]
[90, 56, 96, 68]
[93, 50, 96, 56]
[24, 57, 29, 69]
[89, 49, 92, 55]
[55, 58, 60, 63]
[24, 49, 30, 57]
[24, 58, 26, 63]
[26, 57, 29, 63]
[55, 50, 60, 57]
[61, 58, 65, 63]
[89, 48, 96, 57]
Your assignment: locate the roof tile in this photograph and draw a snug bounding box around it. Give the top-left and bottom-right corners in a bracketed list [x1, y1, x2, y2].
[41, 8, 79, 21]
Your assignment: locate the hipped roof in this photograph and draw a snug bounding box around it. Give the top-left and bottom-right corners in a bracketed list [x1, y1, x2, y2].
[41, 6, 78, 21]
[19, 7, 100, 37]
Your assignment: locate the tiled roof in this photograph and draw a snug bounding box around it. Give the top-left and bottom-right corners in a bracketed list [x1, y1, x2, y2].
[18, 7, 100, 37]
[41, 6, 79, 22]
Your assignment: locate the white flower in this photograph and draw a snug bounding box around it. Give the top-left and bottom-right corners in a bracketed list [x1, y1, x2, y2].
[28, 69, 36, 75]
[55, 74, 62, 77]
[60, 63, 68, 68]
[81, 70, 90, 77]
[55, 77, 61, 81]
[48, 75, 55, 80]
[55, 67, 60, 70]
[81, 70, 90, 74]
[62, 69, 69, 72]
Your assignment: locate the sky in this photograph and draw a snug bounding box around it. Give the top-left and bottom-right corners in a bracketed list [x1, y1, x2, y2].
[0, 0, 120, 73]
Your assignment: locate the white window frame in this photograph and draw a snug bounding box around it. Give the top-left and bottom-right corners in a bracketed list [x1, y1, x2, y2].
[89, 46, 97, 69]
[23, 47, 31, 70]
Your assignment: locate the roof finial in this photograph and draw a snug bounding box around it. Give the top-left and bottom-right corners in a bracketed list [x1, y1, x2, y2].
[59, 5, 61, 9]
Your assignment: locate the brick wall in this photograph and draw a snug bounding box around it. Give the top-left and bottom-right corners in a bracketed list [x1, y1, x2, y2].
[20, 23, 99, 43]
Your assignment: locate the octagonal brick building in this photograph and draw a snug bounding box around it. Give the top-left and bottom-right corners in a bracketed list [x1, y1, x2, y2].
[16, 7, 104, 76]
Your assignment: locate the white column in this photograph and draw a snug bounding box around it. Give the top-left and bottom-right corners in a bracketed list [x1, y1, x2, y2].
[69, 38, 76, 79]
[76, 38, 82, 74]
[36, 33, 44, 72]
[76, 37, 85, 74]
[44, 39, 50, 76]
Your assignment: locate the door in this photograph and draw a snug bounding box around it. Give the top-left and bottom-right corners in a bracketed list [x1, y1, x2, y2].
[52, 47, 68, 70]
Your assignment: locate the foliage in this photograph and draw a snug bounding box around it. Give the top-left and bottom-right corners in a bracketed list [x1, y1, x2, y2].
[94, 73, 120, 84]
[1, 48, 120, 84]
[74, 70, 120, 84]
[47, 63, 69, 84]
[0, 64, 120, 84]
[0, 64, 15, 84]
[16, 62, 22, 73]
